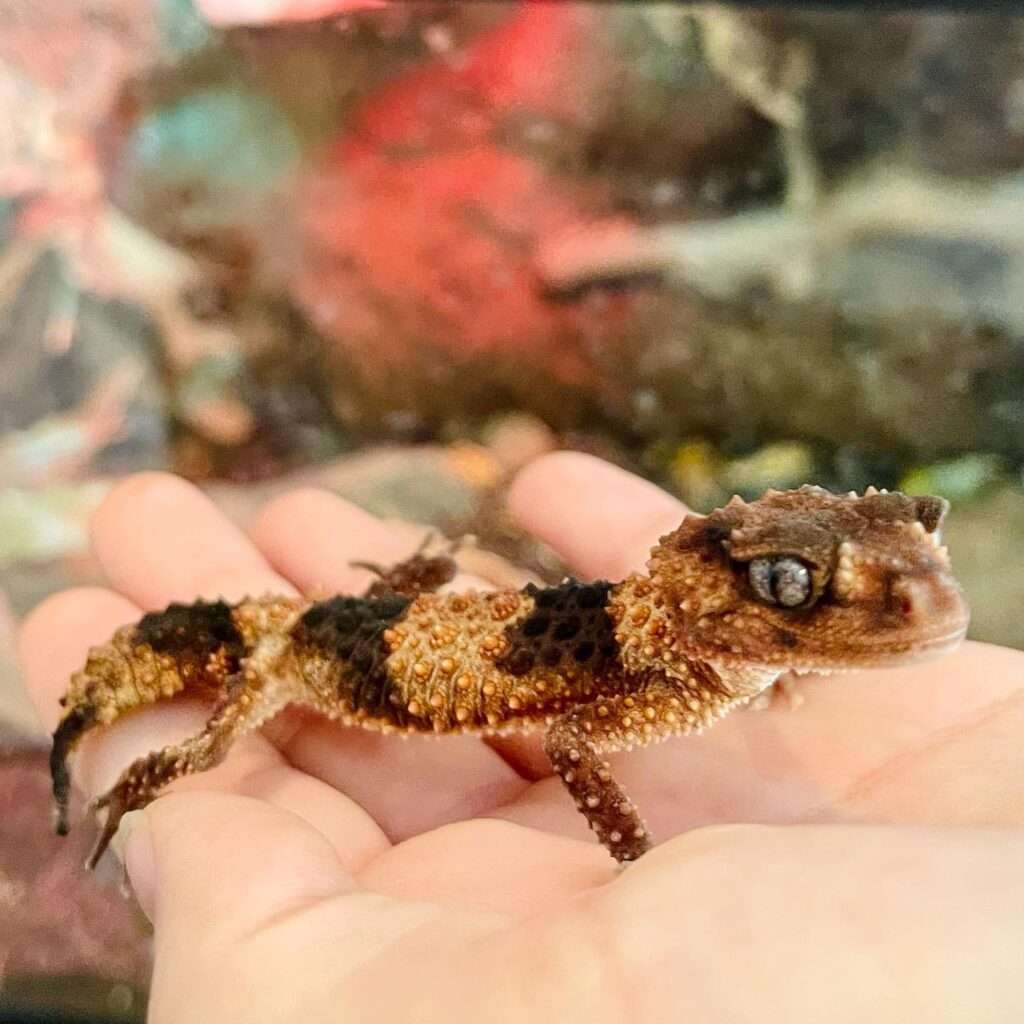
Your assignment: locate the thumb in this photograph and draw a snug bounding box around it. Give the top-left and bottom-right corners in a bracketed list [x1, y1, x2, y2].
[118, 791, 354, 948]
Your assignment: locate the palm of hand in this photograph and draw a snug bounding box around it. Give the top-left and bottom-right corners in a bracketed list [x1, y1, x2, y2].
[19, 454, 1024, 1023]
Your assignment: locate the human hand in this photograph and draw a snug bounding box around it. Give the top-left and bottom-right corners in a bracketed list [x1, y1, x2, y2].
[19, 453, 1024, 1022]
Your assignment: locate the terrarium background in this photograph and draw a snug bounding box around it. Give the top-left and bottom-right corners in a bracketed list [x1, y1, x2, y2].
[2, 3, 1023, 1019]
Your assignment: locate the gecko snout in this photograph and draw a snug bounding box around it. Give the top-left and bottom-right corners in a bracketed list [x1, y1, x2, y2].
[890, 571, 968, 640]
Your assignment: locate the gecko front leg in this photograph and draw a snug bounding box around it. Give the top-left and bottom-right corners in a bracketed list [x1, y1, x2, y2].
[545, 695, 652, 863]
[545, 670, 739, 863]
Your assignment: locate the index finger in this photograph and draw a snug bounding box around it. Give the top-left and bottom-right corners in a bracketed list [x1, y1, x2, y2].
[507, 452, 689, 579]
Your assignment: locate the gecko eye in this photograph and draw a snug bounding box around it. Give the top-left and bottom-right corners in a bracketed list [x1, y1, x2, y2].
[748, 556, 812, 608]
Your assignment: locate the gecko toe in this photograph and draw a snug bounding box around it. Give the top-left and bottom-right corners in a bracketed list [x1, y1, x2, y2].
[85, 788, 128, 870]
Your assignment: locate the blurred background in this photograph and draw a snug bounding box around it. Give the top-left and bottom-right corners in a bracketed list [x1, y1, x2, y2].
[2, 0, 1023, 1019]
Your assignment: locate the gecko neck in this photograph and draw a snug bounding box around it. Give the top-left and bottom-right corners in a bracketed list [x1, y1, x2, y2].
[608, 574, 783, 701]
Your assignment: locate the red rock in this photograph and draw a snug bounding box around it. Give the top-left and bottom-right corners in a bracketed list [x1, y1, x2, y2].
[288, 4, 644, 401]
[0, 735, 151, 985]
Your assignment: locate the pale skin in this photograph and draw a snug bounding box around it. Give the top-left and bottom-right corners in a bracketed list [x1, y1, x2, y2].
[18, 452, 1024, 1023]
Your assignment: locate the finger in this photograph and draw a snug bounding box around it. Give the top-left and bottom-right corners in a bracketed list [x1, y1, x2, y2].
[250, 489, 413, 594]
[789, 641, 1024, 826]
[507, 452, 688, 579]
[121, 791, 355, 943]
[90, 472, 295, 607]
[359, 819, 614, 916]
[484, 733, 553, 783]
[213, 755, 389, 873]
[272, 710, 529, 844]
[18, 586, 142, 730]
[249, 488, 487, 595]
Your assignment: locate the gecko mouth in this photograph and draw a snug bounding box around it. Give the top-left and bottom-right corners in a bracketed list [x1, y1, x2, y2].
[785, 624, 969, 672]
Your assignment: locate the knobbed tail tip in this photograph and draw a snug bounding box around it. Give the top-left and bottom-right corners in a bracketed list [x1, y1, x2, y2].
[53, 806, 70, 837]
[50, 705, 96, 841]
[50, 744, 72, 836]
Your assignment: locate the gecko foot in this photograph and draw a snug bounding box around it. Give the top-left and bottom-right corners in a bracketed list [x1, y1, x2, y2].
[354, 536, 458, 598]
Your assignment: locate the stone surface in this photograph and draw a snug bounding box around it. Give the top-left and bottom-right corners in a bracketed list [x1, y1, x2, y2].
[0, 730, 151, 1019]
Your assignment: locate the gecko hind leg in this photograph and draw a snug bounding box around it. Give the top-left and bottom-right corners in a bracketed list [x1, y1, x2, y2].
[85, 673, 296, 869]
[353, 534, 458, 598]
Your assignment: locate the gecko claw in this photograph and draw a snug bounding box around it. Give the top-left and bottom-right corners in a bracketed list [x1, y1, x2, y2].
[349, 559, 385, 577]
[85, 789, 127, 870]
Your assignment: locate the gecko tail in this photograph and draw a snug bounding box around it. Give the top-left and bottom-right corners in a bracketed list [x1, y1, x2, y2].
[47, 620, 193, 840]
[47, 599, 271, 853]
[50, 705, 97, 835]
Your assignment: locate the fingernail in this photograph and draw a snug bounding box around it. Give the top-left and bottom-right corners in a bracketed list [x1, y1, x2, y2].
[110, 810, 157, 919]
[109, 810, 144, 863]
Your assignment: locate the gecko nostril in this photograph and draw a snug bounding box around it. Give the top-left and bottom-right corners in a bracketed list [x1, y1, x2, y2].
[892, 576, 937, 621]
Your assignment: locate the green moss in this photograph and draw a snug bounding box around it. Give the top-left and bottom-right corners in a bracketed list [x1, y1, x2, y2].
[900, 454, 1007, 502]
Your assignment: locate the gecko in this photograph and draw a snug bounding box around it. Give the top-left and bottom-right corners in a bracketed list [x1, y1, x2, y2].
[50, 485, 969, 868]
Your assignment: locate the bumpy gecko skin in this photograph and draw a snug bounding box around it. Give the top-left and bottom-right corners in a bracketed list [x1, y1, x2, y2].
[51, 486, 969, 867]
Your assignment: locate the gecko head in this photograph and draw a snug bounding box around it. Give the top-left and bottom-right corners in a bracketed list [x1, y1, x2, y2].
[647, 486, 969, 671]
